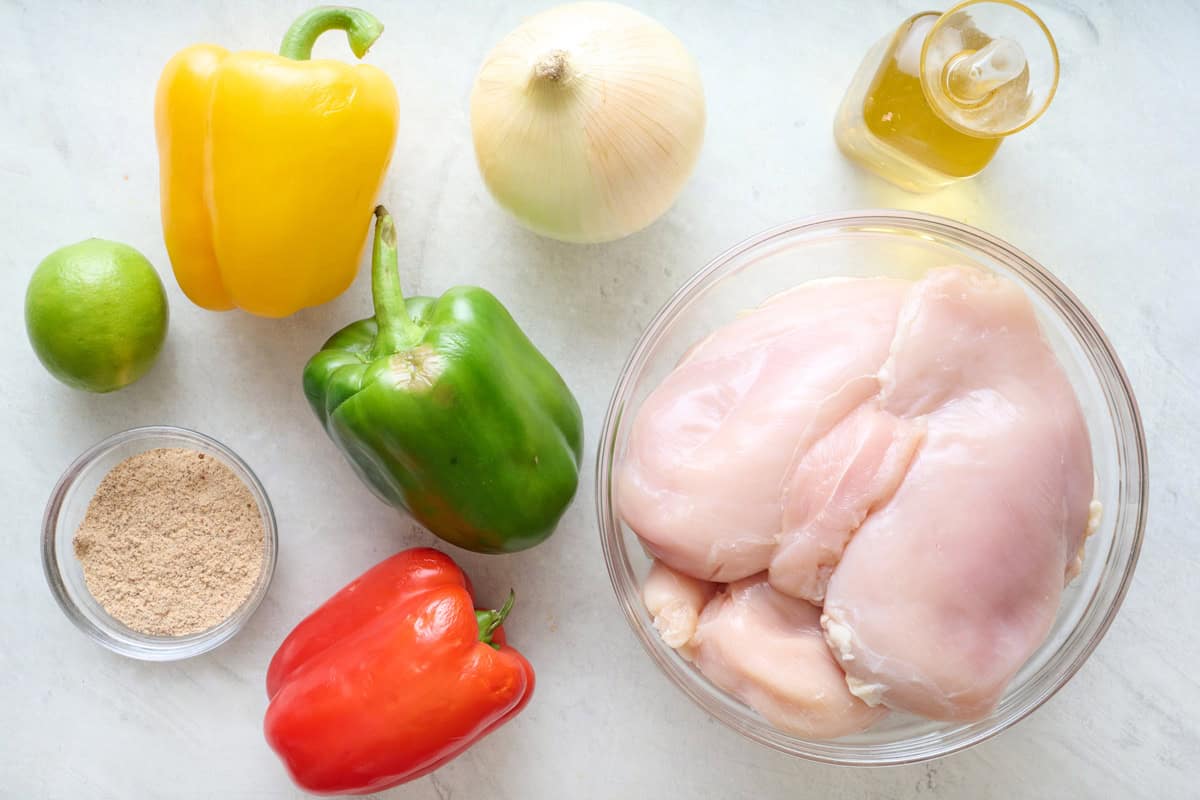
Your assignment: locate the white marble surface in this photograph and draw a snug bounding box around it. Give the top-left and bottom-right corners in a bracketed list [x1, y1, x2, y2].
[2, 0, 1196, 797]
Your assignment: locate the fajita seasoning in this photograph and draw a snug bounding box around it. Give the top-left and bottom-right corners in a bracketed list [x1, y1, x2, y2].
[73, 448, 265, 637]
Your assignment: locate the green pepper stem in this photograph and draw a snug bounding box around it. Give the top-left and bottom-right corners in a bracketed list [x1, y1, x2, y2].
[369, 206, 423, 357]
[476, 591, 516, 650]
[279, 6, 384, 61]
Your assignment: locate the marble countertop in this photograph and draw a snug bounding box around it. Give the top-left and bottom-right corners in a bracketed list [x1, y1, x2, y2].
[2, 1, 1196, 797]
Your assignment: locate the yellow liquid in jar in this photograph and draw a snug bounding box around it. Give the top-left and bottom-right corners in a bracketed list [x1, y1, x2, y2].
[861, 18, 1001, 179]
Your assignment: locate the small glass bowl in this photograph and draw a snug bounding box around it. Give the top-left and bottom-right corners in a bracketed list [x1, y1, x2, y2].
[42, 426, 278, 661]
[596, 210, 1147, 765]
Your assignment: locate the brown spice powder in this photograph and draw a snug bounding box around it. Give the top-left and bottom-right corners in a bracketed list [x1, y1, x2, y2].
[73, 447, 265, 637]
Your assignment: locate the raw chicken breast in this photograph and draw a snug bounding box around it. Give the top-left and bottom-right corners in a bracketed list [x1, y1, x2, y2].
[642, 559, 717, 659]
[770, 402, 924, 602]
[618, 277, 910, 582]
[822, 268, 1094, 721]
[625, 265, 1094, 729]
[689, 575, 886, 738]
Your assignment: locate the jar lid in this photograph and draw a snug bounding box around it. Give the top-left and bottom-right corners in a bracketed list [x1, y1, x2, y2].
[920, 0, 1059, 138]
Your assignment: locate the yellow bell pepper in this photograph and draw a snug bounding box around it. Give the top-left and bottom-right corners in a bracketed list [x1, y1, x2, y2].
[154, 7, 399, 318]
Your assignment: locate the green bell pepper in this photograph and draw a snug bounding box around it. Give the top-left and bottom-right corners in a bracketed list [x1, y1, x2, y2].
[303, 207, 583, 553]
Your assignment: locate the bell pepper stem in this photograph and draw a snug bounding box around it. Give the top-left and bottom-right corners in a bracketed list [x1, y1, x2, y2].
[369, 206, 424, 357]
[476, 591, 516, 650]
[279, 6, 384, 61]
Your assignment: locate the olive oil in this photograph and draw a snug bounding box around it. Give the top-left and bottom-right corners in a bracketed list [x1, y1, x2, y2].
[835, 1, 1058, 193]
[862, 16, 1001, 179]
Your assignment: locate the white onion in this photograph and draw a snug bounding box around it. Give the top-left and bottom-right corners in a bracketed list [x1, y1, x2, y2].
[470, 2, 706, 244]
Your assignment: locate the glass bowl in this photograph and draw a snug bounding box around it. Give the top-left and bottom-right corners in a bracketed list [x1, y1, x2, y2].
[42, 426, 278, 661]
[596, 210, 1147, 765]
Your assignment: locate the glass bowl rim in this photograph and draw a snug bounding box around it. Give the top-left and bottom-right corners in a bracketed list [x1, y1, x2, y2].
[595, 208, 1148, 765]
[41, 424, 279, 661]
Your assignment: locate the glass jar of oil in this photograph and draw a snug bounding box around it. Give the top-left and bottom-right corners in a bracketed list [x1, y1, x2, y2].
[835, 0, 1059, 193]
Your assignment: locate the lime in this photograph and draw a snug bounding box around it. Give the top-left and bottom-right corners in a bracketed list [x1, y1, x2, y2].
[25, 239, 169, 393]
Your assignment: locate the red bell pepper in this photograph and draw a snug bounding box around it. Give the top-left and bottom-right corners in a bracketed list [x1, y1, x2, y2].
[263, 548, 535, 795]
